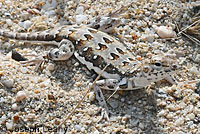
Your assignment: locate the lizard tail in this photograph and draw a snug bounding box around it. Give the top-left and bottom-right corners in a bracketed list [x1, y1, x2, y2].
[0, 29, 62, 42]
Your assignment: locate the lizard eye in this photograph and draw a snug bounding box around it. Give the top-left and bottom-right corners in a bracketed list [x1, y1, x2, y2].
[154, 62, 162, 68]
[54, 51, 60, 56]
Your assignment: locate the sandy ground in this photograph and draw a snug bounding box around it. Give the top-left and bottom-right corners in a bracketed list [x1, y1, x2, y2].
[0, 0, 200, 133]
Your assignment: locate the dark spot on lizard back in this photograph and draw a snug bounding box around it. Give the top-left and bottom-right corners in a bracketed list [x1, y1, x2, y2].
[110, 53, 120, 60]
[116, 48, 125, 54]
[98, 43, 108, 50]
[88, 28, 98, 33]
[103, 37, 113, 44]
[122, 61, 129, 66]
[84, 34, 93, 40]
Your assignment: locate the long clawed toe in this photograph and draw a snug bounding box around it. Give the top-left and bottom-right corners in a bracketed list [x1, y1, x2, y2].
[20, 54, 48, 71]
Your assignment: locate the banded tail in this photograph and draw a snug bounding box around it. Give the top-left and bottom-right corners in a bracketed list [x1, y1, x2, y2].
[0, 28, 66, 44]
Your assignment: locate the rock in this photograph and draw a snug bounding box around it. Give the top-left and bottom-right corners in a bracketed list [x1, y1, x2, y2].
[175, 117, 184, 126]
[11, 103, 18, 110]
[6, 121, 13, 130]
[0, 115, 7, 124]
[187, 113, 195, 120]
[47, 63, 55, 71]
[20, 67, 28, 74]
[16, 91, 27, 102]
[189, 66, 200, 75]
[194, 54, 200, 63]
[141, 34, 155, 43]
[156, 26, 176, 38]
[76, 6, 84, 14]
[6, 19, 13, 26]
[1, 77, 14, 88]
[108, 100, 119, 109]
[88, 91, 95, 102]
[18, 20, 32, 29]
[75, 125, 82, 131]
[42, 0, 57, 10]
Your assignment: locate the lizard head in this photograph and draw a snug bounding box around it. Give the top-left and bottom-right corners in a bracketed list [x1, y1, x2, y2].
[139, 54, 180, 84]
[47, 39, 74, 61]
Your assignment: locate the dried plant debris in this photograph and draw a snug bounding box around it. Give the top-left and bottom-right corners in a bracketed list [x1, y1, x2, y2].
[186, 18, 200, 40]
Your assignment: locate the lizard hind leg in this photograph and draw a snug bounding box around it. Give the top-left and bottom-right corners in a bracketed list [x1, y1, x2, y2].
[20, 39, 74, 71]
[47, 39, 74, 61]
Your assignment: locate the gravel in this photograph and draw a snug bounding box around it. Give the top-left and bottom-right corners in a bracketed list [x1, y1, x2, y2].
[0, 0, 200, 133]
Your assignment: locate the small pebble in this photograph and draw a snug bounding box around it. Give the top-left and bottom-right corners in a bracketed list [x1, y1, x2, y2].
[11, 103, 18, 110]
[18, 20, 32, 29]
[88, 91, 95, 102]
[141, 34, 155, 43]
[13, 115, 20, 122]
[4, 13, 11, 17]
[40, 80, 51, 88]
[139, 122, 145, 129]
[6, 121, 13, 130]
[158, 110, 167, 117]
[158, 118, 167, 125]
[45, 10, 56, 17]
[1, 78, 14, 88]
[5, 0, 11, 5]
[47, 63, 55, 71]
[189, 66, 200, 75]
[0, 97, 5, 103]
[145, 11, 151, 16]
[194, 54, 200, 63]
[175, 118, 184, 126]
[54, 118, 60, 125]
[42, 0, 57, 10]
[76, 6, 84, 14]
[121, 97, 125, 102]
[187, 113, 195, 120]
[74, 62, 80, 67]
[166, 112, 174, 119]
[27, 113, 35, 121]
[75, 82, 82, 87]
[20, 67, 28, 74]
[175, 131, 185, 134]
[108, 100, 119, 109]
[0, 115, 7, 124]
[75, 125, 82, 131]
[81, 127, 85, 132]
[130, 119, 139, 127]
[6, 19, 13, 26]
[156, 26, 176, 38]
[121, 116, 129, 124]
[16, 91, 27, 102]
[93, 130, 100, 134]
